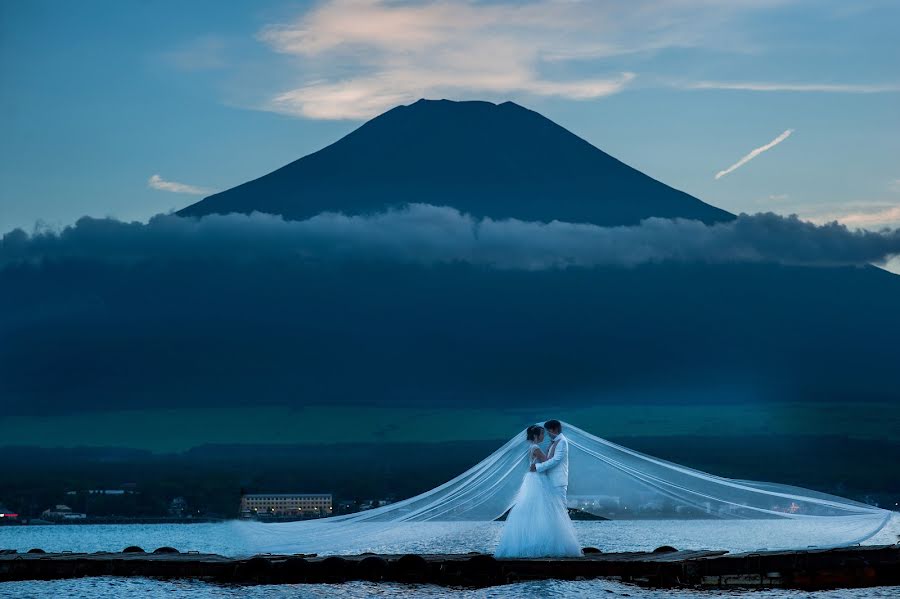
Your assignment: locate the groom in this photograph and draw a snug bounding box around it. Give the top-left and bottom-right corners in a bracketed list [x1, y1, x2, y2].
[530, 419, 569, 505]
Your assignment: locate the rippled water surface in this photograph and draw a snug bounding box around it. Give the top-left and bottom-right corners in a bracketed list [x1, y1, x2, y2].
[1, 516, 897, 598]
[2, 517, 897, 556]
[2, 577, 900, 599]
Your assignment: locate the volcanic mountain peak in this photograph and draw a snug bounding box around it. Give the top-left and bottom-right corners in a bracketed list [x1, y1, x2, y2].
[178, 99, 733, 226]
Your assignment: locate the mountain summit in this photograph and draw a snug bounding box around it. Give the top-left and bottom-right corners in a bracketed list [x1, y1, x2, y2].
[178, 99, 733, 226]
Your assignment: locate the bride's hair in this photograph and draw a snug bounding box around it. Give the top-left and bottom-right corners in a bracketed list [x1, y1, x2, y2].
[525, 425, 544, 442]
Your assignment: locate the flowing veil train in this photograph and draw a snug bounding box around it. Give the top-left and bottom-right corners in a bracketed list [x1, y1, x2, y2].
[235, 422, 892, 555]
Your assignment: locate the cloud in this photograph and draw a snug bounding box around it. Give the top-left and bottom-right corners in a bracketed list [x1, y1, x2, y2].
[268, 73, 635, 120]
[884, 255, 900, 276]
[256, 0, 781, 120]
[3, 204, 900, 417]
[684, 81, 900, 93]
[3, 204, 899, 270]
[715, 129, 794, 180]
[808, 204, 900, 230]
[838, 206, 900, 228]
[148, 174, 214, 195]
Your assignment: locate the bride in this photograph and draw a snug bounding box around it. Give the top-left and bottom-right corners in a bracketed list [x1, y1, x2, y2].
[236, 421, 890, 557]
[494, 424, 583, 557]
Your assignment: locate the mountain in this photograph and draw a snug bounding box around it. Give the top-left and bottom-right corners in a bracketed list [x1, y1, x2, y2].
[177, 99, 733, 226]
[5, 99, 899, 458]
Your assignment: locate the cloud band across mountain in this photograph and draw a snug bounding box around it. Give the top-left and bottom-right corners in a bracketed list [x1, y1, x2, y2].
[4, 205, 900, 417]
[3, 204, 899, 269]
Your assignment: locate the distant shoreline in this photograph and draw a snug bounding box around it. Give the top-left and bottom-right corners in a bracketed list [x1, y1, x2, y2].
[7, 517, 225, 526]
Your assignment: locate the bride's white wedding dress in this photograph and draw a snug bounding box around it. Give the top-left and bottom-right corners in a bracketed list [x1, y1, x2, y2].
[494, 442, 583, 557]
[237, 423, 891, 556]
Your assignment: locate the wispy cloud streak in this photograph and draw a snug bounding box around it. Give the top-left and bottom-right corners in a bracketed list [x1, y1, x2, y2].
[687, 81, 900, 93]
[148, 174, 214, 195]
[256, 0, 782, 120]
[715, 129, 794, 180]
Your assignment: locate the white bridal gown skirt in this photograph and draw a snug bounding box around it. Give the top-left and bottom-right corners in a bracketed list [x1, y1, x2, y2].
[495, 472, 583, 558]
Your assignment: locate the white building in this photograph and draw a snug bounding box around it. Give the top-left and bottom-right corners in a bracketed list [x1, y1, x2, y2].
[240, 493, 332, 519]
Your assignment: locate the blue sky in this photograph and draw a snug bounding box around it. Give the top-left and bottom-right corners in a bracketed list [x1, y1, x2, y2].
[2, 0, 899, 234]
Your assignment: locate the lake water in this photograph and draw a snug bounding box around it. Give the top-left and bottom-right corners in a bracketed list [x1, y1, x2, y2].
[2, 515, 898, 598]
[3, 578, 900, 599]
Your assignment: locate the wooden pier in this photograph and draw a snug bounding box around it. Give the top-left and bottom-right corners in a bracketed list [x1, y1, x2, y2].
[1, 545, 898, 590]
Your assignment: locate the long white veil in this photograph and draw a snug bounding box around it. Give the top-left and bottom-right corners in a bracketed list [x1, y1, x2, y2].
[236, 422, 892, 555]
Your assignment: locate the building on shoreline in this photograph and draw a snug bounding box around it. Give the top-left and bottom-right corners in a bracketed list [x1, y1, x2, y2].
[239, 493, 332, 520]
[40, 505, 87, 522]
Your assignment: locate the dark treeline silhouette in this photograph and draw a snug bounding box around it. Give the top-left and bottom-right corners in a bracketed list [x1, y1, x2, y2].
[1, 436, 896, 519]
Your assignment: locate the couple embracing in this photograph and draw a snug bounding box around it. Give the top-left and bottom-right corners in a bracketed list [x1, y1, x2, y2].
[495, 420, 583, 558]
